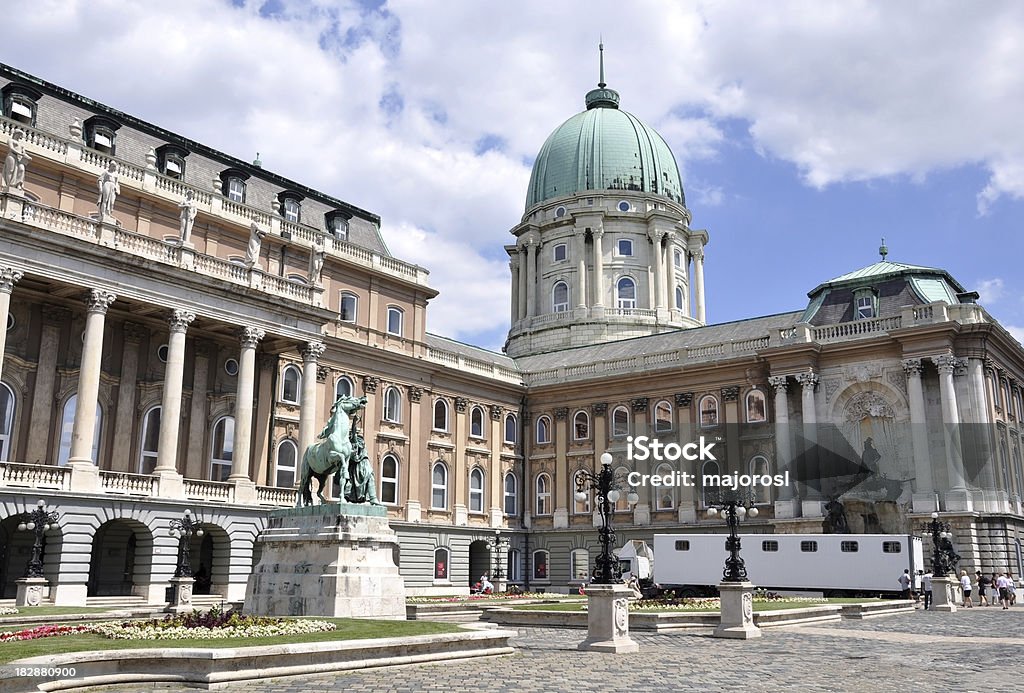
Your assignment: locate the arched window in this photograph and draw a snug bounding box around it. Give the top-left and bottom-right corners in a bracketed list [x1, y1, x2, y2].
[612, 406, 630, 437]
[281, 364, 301, 404]
[552, 281, 569, 313]
[433, 398, 449, 431]
[0, 382, 14, 462]
[750, 455, 771, 505]
[470, 406, 485, 438]
[573, 470, 591, 514]
[701, 460, 720, 507]
[431, 461, 448, 509]
[383, 387, 401, 423]
[675, 285, 684, 310]
[386, 306, 404, 336]
[535, 473, 551, 515]
[507, 548, 522, 582]
[613, 466, 631, 512]
[532, 549, 549, 580]
[275, 439, 297, 487]
[503, 472, 518, 515]
[570, 548, 590, 581]
[504, 413, 517, 444]
[655, 463, 675, 510]
[335, 376, 354, 400]
[699, 395, 719, 427]
[339, 292, 358, 323]
[573, 410, 590, 440]
[433, 547, 450, 580]
[536, 416, 551, 444]
[616, 277, 636, 309]
[56, 394, 101, 466]
[744, 389, 767, 423]
[469, 467, 484, 512]
[138, 406, 161, 474]
[653, 400, 673, 433]
[380, 454, 399, 505]
[210, 416, 235, 481]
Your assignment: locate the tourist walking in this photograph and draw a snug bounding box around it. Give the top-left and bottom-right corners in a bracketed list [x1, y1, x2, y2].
[1007, 572, 1017, 606]
[922, 570, 933, 610]
[996, 572, 1012, 609]
[899, 569, 912, 599]
[977, 571, 990, 606]
[959, 570, 973, 607]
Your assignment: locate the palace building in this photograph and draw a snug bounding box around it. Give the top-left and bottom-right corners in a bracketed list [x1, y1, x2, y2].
[1, 57, 1022, 604]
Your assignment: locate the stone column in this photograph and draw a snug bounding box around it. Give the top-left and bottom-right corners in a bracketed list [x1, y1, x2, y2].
[517, 247, 528, 321]
[933, 354, 971, 511]
[525, 240, 538, 318]
[553, 407, 569, 529]
[0, 268, 24, 385]
[692, 247, 706, 323]
[154, 310, 195, 483]
[406, 387, 424, 522]
[184, 340, 215, 481]
[25, 306, 68, 464]
[510, 258, 520, 323]
[769, 375, 797, 517]
[230, 327, 265, 499]
[574, 229, 587, 311]
[109, 322, 147, 472]
[650, 230, 665, 310]
[592, 228, 605, 313]
[966, 358, 997, 510]
[795, 371, 820, 515]
[903, 358, 935, 512]
[488, 405, 504, 528]
[299, 341, 326, 456]
[67, 290, 117, 468]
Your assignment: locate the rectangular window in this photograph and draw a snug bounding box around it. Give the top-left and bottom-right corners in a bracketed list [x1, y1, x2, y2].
[800, 541, 818, 553]
[882, 541, 902, 554]
[762, 540, 779, 552]
[617, 239, 633, 256]
[674, 540, 690, 551]
[93, 132, 111, 148]
[11, 100, 33, 119]
[856, 296, 875, 319]
[228, 178, 245, 203]
[840, 541, 859, 553]
[553, 244, 567, 262]
[533, 552, 548, 580]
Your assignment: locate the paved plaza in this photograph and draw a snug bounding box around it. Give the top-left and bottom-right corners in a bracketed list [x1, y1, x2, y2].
[84, 607, 1024, 693]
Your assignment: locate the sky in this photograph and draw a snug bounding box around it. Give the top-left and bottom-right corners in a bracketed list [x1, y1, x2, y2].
[2, 0, 1024, 353]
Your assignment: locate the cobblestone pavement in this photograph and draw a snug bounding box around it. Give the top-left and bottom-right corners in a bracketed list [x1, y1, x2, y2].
[85, 608, 1024, 693]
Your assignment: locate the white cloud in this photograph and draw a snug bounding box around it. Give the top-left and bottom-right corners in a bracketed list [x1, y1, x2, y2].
[976, 278, 1006, 305]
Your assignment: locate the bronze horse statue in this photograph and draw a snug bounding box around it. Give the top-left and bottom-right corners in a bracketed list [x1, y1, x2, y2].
[297, 394, 367, 506]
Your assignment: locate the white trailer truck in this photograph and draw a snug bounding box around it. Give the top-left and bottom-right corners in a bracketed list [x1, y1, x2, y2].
[620, 534, 924, 597]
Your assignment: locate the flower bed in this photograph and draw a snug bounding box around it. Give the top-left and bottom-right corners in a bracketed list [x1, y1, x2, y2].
[0, 607, 19, 616]
[630, 592, 829, 612]
[0, 624, 91, 642]
[407, 592, 556, 604]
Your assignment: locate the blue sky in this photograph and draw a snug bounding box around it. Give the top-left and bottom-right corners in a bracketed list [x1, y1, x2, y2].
[3, 0, 1023, 351]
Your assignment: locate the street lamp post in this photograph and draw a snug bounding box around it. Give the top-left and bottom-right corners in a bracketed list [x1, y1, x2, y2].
[14, 499, 59, 607]
[486, 531, 510, 592]
[705, 488, 762, 639]
[167, 509, 204, 613]
[575, 451, 639, 654]
[705, 489, 759, 583]
[926, 512, 958, 612]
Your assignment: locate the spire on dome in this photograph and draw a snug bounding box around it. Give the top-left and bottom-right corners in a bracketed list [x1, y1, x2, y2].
[585, 41, 620, 110]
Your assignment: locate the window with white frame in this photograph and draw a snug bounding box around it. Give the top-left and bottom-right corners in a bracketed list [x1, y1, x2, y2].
[0, 382, 14, 462]
[653, 400, 673, 433]
[433, 547, 450, 580]
[532, 549, 549, 580]
[675, 286, 684, 310]
[85, 116, 119, 155]
[504, 414, 517, 444]
[56, 394, 101, 466]
[616, 277, 636, 308]
[433, 398, 449, 431]
[612, 406, 630, 437]
[282, 197, 301, 223]
[339, 292, 357, 323]
[326, 211, 350, 240]
[701, 460, 720, 507]
[573, 410, 590, 440]
[386, 306, 404, 336]
[470, 406, 485, 438]
[535, 473, 551, 515]
[431, 461, 448, 509]
[335, 376, 354, 400]
[655, 463, 675, 510]
[503, 472, 518, 515]
[673, 248, 683, 268]
[210, 416, 235, 481]
[746, 389, 767, 423]
[281, 365, 301, 404]
[552, 281, 569, 312]
[536, 416, 551, 444]
[507, 549, 521, 582]
[570, 548, 590, 581]
[699, 395, 719, 427]
[617, 239, 633, 256]
[469, 467, 484, 512]
[275, 439, 297, 487]
[854, 289, 877, 319]
[380, 454, 399, 505]
[573, 470, 591, 514]
[138, 406, 162, 474]
[750, 455, 771, 504]
[553, 243, 567, 262]
[383, 387, 401, 423]
[226, 177, 246, 203]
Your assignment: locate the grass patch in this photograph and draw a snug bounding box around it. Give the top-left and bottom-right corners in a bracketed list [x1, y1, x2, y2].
[0, 618, 460, 665]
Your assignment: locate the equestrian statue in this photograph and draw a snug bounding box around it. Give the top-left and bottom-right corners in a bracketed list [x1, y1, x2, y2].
[297, 394, 367, 506]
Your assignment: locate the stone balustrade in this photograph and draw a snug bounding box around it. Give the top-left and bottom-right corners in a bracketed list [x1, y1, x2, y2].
[422, 346, 522, 384]
[0, 461, 70, 491]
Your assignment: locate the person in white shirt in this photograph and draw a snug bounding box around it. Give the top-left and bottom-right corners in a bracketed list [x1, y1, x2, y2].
[922, 571, 933, 610]
[959, 570, 973, 607]
[996, 572, 1012, 609]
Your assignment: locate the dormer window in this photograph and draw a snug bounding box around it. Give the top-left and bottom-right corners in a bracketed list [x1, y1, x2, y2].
[84, 115, 121, 156]
[854, 289, 877, 319]
[156, 144, 189, 180]
[326, 210, 352, 240]
[2, 83, 42, 127]
[278, 191, 304, 223]
[219, 168, 250, 203]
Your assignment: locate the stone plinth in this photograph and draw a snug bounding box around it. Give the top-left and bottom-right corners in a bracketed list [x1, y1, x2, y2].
[245, 502, 406, 619]
[166, 576, 195, 614]
[930, 576, 958, 612]
[713, 581, 762, 639]
[15, 577, 48, 607]
[577, 583, 639, 653]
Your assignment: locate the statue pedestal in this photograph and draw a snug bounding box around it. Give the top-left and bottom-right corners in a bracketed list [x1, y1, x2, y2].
[577, 584, 639, 653]
[15, 577, 48, 607]
[245, 502, 406, 619]
[166, 576, 195, 614]
[930, 576, 958, 612]
[713, 582, 762, 639]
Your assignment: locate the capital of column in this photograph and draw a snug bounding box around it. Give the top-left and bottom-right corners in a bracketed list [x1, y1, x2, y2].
[768, 375, 788, 394]
[554, 407, 568, 420]
[674, 392, 693, 407]
[86, 289, 117, 315]
[238, 326, 265, 349]
[0, 267, 23, 293]
[648, 228, 667, 243]
[301, 340, 326, 362]
[901, 358, 923, 376]
[691, 247, 705, 262]
[591, 227, 604, 240]
[489, 404, 503, 420]
[795, 371, 819, 391]
[592, 402, 608, 416]
[455, 396, 469, 413]
[932, 353, 958, 375]
[953, 357, 969, 376]
[167, 309, 196, 334]
[410, 386, 424, 403]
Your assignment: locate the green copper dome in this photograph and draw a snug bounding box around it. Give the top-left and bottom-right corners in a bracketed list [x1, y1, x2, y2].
[525, 81, 685, 211]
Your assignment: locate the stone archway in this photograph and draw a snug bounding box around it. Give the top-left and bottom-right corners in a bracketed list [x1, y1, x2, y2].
[87, 519, 153, 598]
[186, 523, 231, 596]
[468, 540, 491, 590]
[0, 513, 63, 600]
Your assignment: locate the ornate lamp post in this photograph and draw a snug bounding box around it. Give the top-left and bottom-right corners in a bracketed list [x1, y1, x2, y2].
[575, 451, 639, 654]
[705, 488, 762, 639]
[14, 499, 59, 607]
[926, 512, 958, 612]
[486, 531, 510, 592]
[166, 509, 203, 613]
